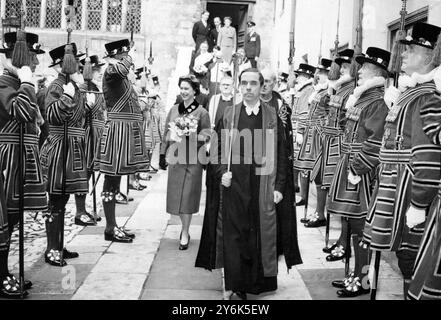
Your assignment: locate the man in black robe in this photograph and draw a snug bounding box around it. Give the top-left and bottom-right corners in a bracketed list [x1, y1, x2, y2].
[196, 76, 234, 271]
[216, 68, 288, 300]
[260, 69, 302, 270]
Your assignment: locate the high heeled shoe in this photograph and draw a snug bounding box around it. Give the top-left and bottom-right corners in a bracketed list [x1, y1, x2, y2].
[179, 233, 190, 251]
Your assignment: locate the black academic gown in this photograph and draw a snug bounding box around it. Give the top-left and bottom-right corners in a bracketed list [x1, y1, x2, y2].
[195, 97, 233, 270]
[216, 104, 288, 295]
[267, 93, 303, 269]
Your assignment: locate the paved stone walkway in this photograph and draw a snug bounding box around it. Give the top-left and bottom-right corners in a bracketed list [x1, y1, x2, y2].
[3, 167, 404, 300]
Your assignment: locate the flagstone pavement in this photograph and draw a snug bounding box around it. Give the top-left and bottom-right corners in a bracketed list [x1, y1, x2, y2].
[3, 165, 404, 301]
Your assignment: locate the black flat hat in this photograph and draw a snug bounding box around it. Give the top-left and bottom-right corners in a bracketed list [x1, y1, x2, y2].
[335, 49, 354, 66]
[295, 63, 316, 77]
[279, 72, 289, 81]
[400, 22, 441, 49]
[49, 43, 85, 68]
[80, 55, 106, 68]
[135, 67, 151, 80]
[247, 21, 256, 27]
[0, 31, 45, 54]
[356, 47, 391, 71]
[104, 39, 131, 58]
[316, 58, 333, 72]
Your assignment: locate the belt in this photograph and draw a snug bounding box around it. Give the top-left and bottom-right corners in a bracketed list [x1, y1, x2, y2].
[0, 133, 39, 145]
[341, 142, 362, 154]
[322, 126, 343, 136]
[107, 112, 143, 122]
[87, 119, 106, 128]
[379, 149, 411, 164]
[49, 125, 85, 138]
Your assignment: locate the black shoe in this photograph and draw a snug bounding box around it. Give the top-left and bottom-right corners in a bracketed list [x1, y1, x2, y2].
[230, 291, 248, 300]
[305, 218, 327, 228]
[75, 214, 97, 227]
[332, 273, 355, 289]
[86, 212, 102, 223]
[105, 228, 133, 243]
[63, 248, 79, 260]
[129, 181, 147, 191]
[45, 250, 67, 267]
[323, 243, 338, 254]
[296, 199, 306, 207]
[337, 277, 370, 298]
[118, 227, 136, 239]
[0, 275, 28, 299]
[179, 233, 190, 251]
[326, 245, 347, 262]
[115, 192, 128, 205]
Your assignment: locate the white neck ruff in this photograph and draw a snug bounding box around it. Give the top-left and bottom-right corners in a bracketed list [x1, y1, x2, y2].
[345, 76, 386, 110]
[398, 67, 440, 92]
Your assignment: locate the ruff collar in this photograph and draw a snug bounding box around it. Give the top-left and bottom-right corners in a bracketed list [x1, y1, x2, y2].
[345, 76, 386, 110]
[329, 74, 353, 91]
[295, 78, 314, 92]
[398, 67, 441, 92]
[308, 81, 329, 104]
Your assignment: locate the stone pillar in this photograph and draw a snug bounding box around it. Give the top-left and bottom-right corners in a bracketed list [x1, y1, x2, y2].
[61, 0, 67, 30]
[81, 0, 87, 30]
[0, 0, 6, 19]
[40, 0, 47, 28]
[121, 0, 128, 33]
[101, 0, 108, 32]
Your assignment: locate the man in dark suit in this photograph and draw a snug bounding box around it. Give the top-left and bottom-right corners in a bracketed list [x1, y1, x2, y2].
[244, 21, 261, 68]
[209, 17, 222, 52]
[192, 11, 211, 52]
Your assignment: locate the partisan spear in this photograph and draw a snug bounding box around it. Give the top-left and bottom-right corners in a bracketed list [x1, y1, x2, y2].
[59, 0, 79, 265]
[328, 0, 342, 81]
[370, 0, 408, 301]
[10, 0, 30, 299]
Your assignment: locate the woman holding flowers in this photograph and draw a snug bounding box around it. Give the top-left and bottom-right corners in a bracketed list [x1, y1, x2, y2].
[160, 75, 211, 250]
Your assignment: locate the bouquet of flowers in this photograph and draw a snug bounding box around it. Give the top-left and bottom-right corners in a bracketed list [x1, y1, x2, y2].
[169, 115, 199, 143]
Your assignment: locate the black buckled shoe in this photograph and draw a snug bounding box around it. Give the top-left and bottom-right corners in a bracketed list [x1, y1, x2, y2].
[296, 199, 306, 207]
[305, 218, 327, 228]
[75, 214, 97, 227]
[337, 277, 370, 298]
[63, 248, 79, 260]
[326, 245, 347, 262]
[0, 275, 28, 299]
[45, 250, 67, 267]
[85, 212, 102, 223]
[129, 180, 147, 191]
[105, 227, 133, 243]
[323, 243, 338, 254]
[115, 192, 129, 205]
[118, 227, 136, 239]
[332, 273, 355, 289]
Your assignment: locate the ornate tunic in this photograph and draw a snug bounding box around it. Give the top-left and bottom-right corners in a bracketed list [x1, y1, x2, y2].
[294, 86, 329, 175]
[328, 86, 387, 219]
[409, 93, 441, 300]
[40, 73, 89, 195]
[321, 79, 355, 188]
[81, 82, 105, 172]
[0, 71, 47, 249]
[291, 81, 314, 158]
[99, 55, 149, 176]
[363, 82, 441, 255]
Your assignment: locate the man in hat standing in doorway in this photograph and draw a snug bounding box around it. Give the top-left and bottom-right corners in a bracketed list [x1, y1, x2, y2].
[0, 30, 47, 298]
[244, 21, 261, 69]
[99, 39, 150, 243]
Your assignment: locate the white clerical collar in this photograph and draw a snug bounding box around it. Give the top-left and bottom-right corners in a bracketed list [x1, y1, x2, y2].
[244, 101, 261, 116]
